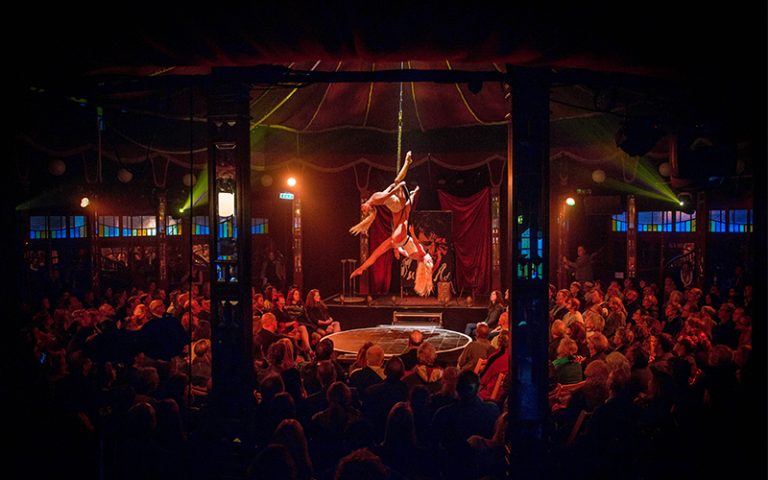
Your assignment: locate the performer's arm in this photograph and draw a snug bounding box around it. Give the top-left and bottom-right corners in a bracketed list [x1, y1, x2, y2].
[361, 182, 405, 213]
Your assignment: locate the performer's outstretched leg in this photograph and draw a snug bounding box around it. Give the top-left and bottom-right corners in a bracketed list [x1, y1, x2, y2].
[350, 237, 393, 278]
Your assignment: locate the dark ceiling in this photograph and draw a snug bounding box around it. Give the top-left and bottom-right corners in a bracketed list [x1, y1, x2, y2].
[14, 3, 765, 85]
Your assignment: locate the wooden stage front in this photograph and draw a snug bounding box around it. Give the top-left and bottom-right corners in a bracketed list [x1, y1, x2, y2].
[326, 293, 489, 333]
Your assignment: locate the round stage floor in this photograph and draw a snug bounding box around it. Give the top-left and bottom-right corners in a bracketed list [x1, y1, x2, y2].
[323, 325, 471, 358]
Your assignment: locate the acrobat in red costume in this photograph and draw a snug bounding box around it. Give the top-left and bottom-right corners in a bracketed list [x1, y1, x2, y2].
[349, 151, 434, 296]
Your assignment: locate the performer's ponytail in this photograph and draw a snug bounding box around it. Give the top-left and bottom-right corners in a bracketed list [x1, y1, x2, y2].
[414, 253, 434, 297]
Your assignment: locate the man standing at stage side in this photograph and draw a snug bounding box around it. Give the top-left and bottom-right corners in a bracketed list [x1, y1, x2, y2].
[562, 245, 598, 283]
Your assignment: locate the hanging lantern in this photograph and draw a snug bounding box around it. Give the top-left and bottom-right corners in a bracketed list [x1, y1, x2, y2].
[48, 159, 66, 176]
[182, 173, 197, 187]
[260, 174, 273, 187]
[658, 162, 671, 177]
[117, 168, 133, 183]
[591, 169, 606, 183]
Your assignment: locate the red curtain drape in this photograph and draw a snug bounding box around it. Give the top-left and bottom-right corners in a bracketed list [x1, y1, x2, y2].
[369, 207, 393, 294]
[438, 188, 491, 294]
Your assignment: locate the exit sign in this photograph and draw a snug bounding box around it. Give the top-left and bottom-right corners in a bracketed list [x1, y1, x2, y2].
[279, 192, 295, 200]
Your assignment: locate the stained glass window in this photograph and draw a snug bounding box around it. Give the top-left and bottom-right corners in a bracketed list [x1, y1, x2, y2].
[517, 228, 544, 279]
[29, 216, 48, 239]
[48, 216, 67, 239]
[709, 210, 727, 233]
[98, 216, 120, 237]
[674, 211, 696, 232]
[68, 215, 87, 238]
[193, 216, 209, 235]
[728, 209, 753, 233]
[637, 211, 673, 232]
[166, 217, 182, 236]
[252, 218, 268, 235]
[611, 212, 627, 232]
[121, 216, 157, 237]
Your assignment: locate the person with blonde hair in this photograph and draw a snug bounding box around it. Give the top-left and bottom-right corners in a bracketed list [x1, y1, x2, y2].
[349, 150, 434, 296]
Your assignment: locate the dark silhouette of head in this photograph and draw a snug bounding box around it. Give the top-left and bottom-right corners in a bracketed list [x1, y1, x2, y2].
[315, 339, 334, 361]
[456, 370, 481, 400]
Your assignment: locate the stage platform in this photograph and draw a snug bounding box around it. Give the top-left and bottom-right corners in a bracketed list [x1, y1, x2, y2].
[326, 293, 489, 333]
[324, 326, 471, 366]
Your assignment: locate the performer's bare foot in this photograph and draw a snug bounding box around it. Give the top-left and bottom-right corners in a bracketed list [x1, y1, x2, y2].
[350, 267, 364, 278]
[405, 150, 413, 164]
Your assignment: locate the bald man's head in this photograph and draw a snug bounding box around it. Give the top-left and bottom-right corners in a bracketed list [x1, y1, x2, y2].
[408, 330, 424, 347]
[366, 345, 385, 367]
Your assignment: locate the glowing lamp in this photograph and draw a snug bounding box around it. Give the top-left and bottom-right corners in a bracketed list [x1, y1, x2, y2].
[565, 197, 576, 207]
[80, 197, 90, 208]
[287, 177, 297, 187]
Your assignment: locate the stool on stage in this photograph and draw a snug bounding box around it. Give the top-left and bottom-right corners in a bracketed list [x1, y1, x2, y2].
[392, 311, 443, 327]
[338, 258, 365, 304]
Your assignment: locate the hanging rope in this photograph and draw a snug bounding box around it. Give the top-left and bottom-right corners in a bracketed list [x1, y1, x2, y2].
[396, 61, 404, 172]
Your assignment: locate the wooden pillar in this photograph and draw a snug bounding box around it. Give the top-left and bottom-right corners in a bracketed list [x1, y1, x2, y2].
[207, 74, 253, 416]
[491, 185, 501, 291]
[157, 190, 168, 290]
[292, 195, 303, 291]
[89, 197, 101, 293]
[695, 191, 707, 288]
[627, 194, 637, 279]
[505, 67, 550, 475]
[556, 198, 568, 288]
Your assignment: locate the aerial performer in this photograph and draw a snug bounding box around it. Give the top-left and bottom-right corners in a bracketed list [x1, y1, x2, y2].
[349, 151, 434, 296]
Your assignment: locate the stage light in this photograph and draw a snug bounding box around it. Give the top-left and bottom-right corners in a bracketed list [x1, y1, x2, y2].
[565, 197, 576, 206]
[80, 197, 90, 208]
[677, 192, 695, 214]
[218, 192, 235, 217]
[287, 177, 297, 187]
